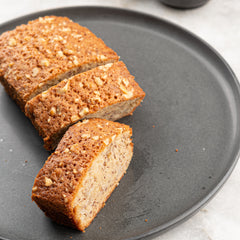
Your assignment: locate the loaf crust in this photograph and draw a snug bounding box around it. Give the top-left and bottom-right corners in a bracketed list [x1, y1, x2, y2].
[25, 61, 145, 150]
[0, 16, 118, 110]
[32, 118, 133, 231]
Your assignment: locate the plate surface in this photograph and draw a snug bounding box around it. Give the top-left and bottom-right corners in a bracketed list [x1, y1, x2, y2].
[0, 7, 240, 240]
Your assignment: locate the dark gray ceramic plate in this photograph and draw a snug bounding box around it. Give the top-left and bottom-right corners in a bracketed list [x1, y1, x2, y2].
[0, 6, 240, 240]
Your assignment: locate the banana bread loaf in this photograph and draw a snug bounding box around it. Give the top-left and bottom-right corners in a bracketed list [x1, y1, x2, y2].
[32, 118, 133, 231]
[0, 16, 118, 110]
[25, 61, 145, 150]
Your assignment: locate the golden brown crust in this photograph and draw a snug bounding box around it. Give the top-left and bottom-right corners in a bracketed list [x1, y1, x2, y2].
[25, 61, 145, 150]
[32, 118, 132, 230]
[0, 16, 119, 110]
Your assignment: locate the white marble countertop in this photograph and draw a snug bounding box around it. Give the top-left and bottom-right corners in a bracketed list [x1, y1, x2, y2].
[0, 1, 239, 239]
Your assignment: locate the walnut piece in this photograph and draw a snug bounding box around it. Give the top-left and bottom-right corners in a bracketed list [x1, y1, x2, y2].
[32, 67, 39, 77]
[45, 177, 53, 186]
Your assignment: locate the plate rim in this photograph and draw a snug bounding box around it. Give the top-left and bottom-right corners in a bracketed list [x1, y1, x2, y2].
[0, 6, 240, 240]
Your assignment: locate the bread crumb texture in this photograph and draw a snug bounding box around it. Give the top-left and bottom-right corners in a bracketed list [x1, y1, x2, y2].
[0, 16, 118, 108]
[25, 61, 145, 150]
[32, 118, 133, 230]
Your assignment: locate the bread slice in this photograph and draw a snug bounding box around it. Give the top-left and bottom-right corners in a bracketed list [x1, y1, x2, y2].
[32, 118, 133, 231]
[25, 61, 145, 151]
[0, 16, 118, 110]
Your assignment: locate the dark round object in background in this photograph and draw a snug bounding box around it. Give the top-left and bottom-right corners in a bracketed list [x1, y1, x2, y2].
[160, 0, 209, 9]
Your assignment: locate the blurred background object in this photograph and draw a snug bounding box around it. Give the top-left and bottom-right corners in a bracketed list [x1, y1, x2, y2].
[159, 0, 209, 9]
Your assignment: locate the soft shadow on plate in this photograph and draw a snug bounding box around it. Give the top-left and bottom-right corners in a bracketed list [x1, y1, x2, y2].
[0, 87, 49, 167]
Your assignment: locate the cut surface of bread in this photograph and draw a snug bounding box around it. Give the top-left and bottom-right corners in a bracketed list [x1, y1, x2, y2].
[0, 16, 118, 110]
[31, 118, 133, 231]
[25, 61, 145, 150]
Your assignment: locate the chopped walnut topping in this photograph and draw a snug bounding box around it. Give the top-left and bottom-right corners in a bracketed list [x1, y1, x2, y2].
[103, 138, 110, 145]
[74, 98, 80, 103]
[79, 82, 83, 88]
[120, 84, 128, 94]
[71, 115, 79, 122]
[9, 62, 14, 67]
[32, 67, 39, 77]
[117, 76, 123, 84]
[32, 186, 38, 192]
[38, 82, 44, 87]
[73, 169, 77, 174]
[94, 91, 100, 95]
[47, 118, 51, 123]
[82, 119, 89, 124]
[63, 194, 67, 198]
[64, 148, 70, 153]
[52, 35, 63, 41]
[57, 81, 69, 94]
[105, 63, 113, 68]
[82, 133, 92, 140]
[94, 77, 103, 86]
[8, 38, 17, 46]
[97, 55, 107, 61]
[81, 133, 90, 139]
[45, 177, 53, 186]
[62, 27, 71, 32]
[122, 78, 129, 87]
[64, 49, 74, 55]
[39, 16, 54, 23]
[41, 90, 48, 98]
[101, 73, 108, 80]
[70, 143, 79, 152]
[123, 89, 134, 99]
[50, 107, 56, 116]
[25, 74, 31, 79]
[72, 34, 83, 39]
[57, 50, 64, 58]
[92, 96, 101, 102]
[98, 63, 113, 71]
[73, 59, 79, 65]
[116, 128, 123, 133]
[40, 59, 50, 67]
[79, 107, 89, 117]
[111, 135, 116, 141]
[92, 136, 99, 140]
[64, 198, 68, 203]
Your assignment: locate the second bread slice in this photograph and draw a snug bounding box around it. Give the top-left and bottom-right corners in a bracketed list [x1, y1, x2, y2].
[32, 118, 133, 231]
[25, 61, 145, 150]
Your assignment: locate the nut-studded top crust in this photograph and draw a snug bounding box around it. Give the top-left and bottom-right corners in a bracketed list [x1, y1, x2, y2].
[31, 118, 132, 217]
[0, 16, 119, 107]
[25, 61, 145, 149]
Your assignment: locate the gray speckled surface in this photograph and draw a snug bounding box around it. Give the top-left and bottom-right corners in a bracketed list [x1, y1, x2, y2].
[0, 1, 240, 240]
